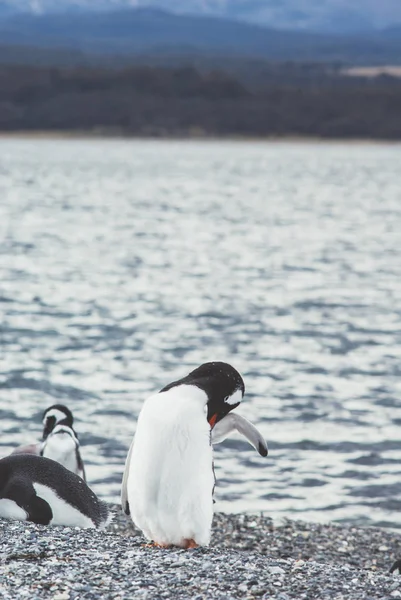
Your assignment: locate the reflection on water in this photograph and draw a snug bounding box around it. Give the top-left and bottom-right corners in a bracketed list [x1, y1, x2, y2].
[1, 138, 401, 527]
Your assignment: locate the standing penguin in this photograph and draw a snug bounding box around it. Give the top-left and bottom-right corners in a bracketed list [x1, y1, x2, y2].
[11, 404, 86, 480]
[121, 361, 247, 549]
[0, 454, 110, 528]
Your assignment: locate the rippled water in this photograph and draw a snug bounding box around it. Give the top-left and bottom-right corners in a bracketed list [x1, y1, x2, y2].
[1, 138, 401, 528]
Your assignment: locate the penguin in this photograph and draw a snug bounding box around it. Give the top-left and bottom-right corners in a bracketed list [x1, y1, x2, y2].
[121, 361, 264, 549]
[0, 454, 110, 528]
[11, 404, 86, 480]
[211, 412, 268, 457]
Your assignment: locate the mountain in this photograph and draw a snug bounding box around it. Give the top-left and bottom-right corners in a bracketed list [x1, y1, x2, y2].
[0, 7, 400, 65]
[0, 0, 400, 33]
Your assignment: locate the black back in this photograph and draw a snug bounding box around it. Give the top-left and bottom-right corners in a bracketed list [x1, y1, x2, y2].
[161, 361, 245, 425]
[42, 404, 75, 440]
[0, 454, 108, 527]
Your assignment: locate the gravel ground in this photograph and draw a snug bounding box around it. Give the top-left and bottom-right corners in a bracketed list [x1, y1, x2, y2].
[1, 506, 401, 599]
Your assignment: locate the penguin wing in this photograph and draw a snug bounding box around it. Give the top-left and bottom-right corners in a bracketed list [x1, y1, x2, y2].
[121, 439, 134, 516]
[211, 413, 268, 457]
[76, 448, 86, 482]
[3, 476, 53, 525]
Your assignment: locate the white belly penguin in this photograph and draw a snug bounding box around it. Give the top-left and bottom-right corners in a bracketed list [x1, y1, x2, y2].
[0, 454, 110, 528]
[122, 361, 245, 549]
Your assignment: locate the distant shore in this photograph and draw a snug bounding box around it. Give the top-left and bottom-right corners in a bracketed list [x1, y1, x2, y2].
[1, 507, 401, 599]
[1, 131, 401, 145]
[2, 59, 400, 142]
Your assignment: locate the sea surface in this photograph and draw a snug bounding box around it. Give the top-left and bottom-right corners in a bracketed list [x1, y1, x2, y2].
[1, 138, 401, 528]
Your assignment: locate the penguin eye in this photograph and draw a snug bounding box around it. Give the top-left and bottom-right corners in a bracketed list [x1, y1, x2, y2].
[224, 396, 229, 402]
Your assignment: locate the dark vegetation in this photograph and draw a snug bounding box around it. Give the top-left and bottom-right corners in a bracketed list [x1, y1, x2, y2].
[0, 61, 401, 139]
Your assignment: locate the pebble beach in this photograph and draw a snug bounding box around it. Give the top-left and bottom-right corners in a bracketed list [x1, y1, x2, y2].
[2, 506, 401, 599]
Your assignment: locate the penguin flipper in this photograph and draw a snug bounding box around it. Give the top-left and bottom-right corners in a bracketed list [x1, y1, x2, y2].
[76, 448, 86, 482]
[26, 494, 53, 525]
[3, 477, 53, 525]
[121, 439, 134, 516]
[211, 413, 268, 457]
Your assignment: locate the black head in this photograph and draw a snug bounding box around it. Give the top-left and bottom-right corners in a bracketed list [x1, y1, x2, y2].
[42, 404, 74, 440]
[161, 361, 245, 427]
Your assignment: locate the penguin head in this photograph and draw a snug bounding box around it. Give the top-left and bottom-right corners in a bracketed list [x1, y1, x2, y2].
[42, 404, 74, 440]
[161, 361, 245, 428]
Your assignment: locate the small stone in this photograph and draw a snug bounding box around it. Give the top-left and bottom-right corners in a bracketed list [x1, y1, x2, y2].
[268, 566, 285, 575]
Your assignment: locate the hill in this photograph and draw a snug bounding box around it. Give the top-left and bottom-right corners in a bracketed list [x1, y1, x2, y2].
[0, 0, 400, 33]
[0, 8, 400, 64]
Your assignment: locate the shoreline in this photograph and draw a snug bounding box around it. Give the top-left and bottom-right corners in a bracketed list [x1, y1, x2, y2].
[0, 131, 401, 145]
[2, 506, 401, 599]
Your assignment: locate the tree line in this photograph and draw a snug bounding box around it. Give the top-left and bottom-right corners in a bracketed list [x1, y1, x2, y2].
[0, 63, 400, 139]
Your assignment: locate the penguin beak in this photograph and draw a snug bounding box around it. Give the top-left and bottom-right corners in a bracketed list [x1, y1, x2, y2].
[208, 414, 218, 428]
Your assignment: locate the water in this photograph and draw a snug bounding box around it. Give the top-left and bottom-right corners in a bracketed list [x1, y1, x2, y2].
[1, 137, 401, 528]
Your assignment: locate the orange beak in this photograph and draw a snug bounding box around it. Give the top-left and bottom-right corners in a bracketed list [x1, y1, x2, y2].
[208, 414, 218, 428]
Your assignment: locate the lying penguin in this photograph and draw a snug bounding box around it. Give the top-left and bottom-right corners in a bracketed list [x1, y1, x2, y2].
[11, 404, 86, 480]
[121, 361, 267, 549]
[0, 454, 110, 528]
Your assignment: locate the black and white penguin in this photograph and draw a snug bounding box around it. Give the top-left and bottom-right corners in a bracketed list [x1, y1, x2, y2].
[11, 404, 86, 481]
[121, 361, 267, 549]
[0, 454, 110, 528]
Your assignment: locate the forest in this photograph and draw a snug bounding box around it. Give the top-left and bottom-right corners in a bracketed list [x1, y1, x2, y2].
[0, 62, 400, 139]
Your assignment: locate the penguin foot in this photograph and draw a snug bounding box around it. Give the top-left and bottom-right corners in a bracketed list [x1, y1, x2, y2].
[183, 539, 198, 550]
[142, 542, 171, 549]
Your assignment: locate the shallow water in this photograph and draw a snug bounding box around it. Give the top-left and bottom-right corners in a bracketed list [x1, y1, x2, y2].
[1, 138, 401, 528]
